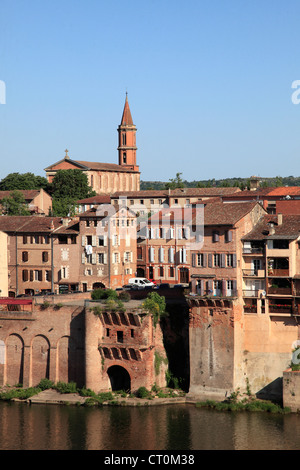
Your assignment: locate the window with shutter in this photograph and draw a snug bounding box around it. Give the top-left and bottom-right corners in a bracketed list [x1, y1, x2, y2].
[225, 230, 233, 242]
[149, 247, 155, 263]
[212, 231, 219, 242]
[159, 247, 164, 263]
[169, 247, 174, 263]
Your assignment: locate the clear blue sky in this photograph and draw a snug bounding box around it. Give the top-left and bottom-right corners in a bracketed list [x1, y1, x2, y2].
[1, 0, 300, 183]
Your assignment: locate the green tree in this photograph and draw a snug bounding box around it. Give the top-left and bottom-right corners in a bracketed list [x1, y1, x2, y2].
[142, 292, 168, 327]
[1, 190, 31, 215]
[0, 172, 49, 191]
[51, 169, 96, 216]
[165, 172, 185, 190]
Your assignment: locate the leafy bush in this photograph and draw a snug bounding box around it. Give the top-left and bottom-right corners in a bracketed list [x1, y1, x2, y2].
[98, 391, 114, 401]
[142, 292, 167, 327]
[40, 301, 51, 310]
[136, 386, 150, 398]
[55, 381, 77, 394]
[78, 388, 97, 397]
[0, 387, 41, 401]
[91, 288, 118, 300]
[118, 291, 131, 302]
[104, 298, 124, 312]
[37, 378, 54, 390]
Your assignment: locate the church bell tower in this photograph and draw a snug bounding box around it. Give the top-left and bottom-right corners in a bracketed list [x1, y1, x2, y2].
[118, 93, 138, 170]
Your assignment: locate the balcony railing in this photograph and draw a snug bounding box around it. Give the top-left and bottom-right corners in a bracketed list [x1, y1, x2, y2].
[196, 289, 238, 298]
[269, 304, 293, 314]
[242, 269, 265, 277]
[267, 287, 292, 295]
[267, 269, 289, 277]
[244, 305, 257, 313]
[243, 248, 264, 255]
[243, 290, 259, 297]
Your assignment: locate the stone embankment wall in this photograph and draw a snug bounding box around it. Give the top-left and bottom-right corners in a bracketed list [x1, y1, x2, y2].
[188, 296, 298, 403]
[0, 302, 168, 394]
[283, 369, 300, 412]
[0, 304, 85, 388]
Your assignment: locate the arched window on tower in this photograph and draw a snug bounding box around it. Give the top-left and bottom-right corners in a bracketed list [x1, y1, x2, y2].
[123, 152, 127, 164]
[122, 133, 126, 145]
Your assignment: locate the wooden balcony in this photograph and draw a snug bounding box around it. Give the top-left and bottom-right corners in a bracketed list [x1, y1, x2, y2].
[267, 269, 289, 277]
[267, 286, 292, 296]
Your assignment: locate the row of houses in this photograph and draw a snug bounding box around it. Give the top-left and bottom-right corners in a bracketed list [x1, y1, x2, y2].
[1, 186, 300, 322]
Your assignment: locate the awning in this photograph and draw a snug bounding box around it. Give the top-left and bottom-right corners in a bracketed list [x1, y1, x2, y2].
[0, 297, 32, 305]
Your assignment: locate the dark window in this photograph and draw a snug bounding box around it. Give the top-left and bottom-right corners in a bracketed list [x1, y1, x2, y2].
[117, 331, 124, 343]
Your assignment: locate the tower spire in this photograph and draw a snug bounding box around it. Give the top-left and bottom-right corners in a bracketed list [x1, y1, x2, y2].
[120, 92, 134, 126]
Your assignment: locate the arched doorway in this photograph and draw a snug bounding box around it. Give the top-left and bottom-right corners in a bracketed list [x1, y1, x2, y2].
[92, 282, 105, 289]
[107, 365, 131, 392]
[136, 268, 145, 278]
[6, 334, 24, 385]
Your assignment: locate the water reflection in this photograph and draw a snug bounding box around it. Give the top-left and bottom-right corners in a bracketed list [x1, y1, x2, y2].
[0, 402, 300, 450]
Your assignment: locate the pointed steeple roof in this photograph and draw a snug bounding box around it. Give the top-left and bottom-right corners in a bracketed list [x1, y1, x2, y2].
[120, 93, 134, 126]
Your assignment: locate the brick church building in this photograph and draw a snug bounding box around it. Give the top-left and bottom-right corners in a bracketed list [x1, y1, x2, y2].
[44, 94, 140, 193]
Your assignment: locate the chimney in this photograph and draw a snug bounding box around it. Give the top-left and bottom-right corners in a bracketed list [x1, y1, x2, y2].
[50, 220, 54, 230]
[269, 222, 275, 235]
[62, 217, 70, 226]
[277, 213, 283, 225]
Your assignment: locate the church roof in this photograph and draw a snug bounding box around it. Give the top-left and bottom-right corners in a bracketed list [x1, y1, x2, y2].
[44, 158, 139, 173]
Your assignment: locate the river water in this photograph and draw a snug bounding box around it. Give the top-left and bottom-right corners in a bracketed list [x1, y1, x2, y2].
[0, 401, 300, 451]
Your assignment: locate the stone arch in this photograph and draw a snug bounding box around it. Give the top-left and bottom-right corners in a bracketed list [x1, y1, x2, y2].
[93, 282, 105, 289]
[5, 334, 24, 386]
[57, 336, 77, 384]
[107, 365, 131, 392]
[136, 267, 145, 278]
[31, 335, 50, 386]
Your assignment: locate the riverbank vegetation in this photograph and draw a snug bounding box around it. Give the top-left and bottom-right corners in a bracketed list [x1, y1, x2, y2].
[0, 380, 185, 406]
[195, 387, 291, 414]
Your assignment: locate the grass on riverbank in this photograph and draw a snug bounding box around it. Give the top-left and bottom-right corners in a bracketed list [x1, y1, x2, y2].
[0, 380, 185, 406]
[195, 398, 291, 414]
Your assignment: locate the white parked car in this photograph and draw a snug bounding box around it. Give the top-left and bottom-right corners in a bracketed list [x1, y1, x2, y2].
[128, 278, 155, 288]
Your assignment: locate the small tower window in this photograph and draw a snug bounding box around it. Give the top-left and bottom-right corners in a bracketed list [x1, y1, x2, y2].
[122, 133, 126, 145]
[123, 152, 127, 163]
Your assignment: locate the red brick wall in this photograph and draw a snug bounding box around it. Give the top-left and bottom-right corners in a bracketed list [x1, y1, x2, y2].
[0, 302, 168, 393]
[0, 305, 85, 388]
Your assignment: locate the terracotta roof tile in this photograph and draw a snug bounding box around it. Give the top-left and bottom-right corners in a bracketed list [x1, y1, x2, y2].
[76, 194, 111, 204]
[199, 201, 261, 226]
[0, 216, 62, 233]
[243, 214, 300, 240]
[112, 187, 241, 199]
[76, 161, 139, 172]
[0, 190, 41, 201]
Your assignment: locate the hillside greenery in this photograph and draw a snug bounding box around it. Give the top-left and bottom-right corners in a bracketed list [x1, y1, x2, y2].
[141, 175, 300, 191]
